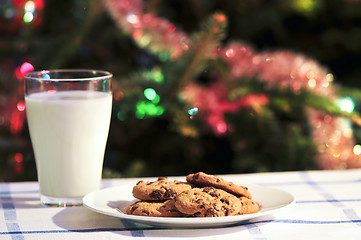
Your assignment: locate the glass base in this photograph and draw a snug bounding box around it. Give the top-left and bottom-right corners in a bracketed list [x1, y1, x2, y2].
[41, 195, 83, 207]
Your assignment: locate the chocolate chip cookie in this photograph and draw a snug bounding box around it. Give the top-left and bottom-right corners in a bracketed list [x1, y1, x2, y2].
[174, 187, 242, 217]
[186, 172, 252, 199]
[132, 177, 192, 201]
[126, 199, 184, 217]
[238, 197, 260, 215]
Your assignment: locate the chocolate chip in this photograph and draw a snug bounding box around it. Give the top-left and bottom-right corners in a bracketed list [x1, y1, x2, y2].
[208, 190, 219, 197]
[193, 173, 200, 180]
[193, 212, 202, 217]
[142, 210, 150, 215]
[164, 188, 176, 199]
[220, 198, 230, 205]
[150, 190, 163, 199]
[203, 187, 212, 192]
[130, 206, 139, 214]
[212, 203, 221, 211]
[226, 208, 234, 216]
[205, 209, 218, 217]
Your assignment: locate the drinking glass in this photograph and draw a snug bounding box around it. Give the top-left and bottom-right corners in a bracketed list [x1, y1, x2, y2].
[25, 69, 112, 207]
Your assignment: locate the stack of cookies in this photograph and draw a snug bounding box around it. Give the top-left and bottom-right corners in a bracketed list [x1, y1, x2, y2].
[126, 172, 260, 217]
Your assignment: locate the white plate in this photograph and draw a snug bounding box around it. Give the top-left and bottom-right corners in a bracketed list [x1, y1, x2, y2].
[83, 183, 295, 228]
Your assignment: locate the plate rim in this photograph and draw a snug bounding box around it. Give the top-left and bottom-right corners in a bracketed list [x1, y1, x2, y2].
[82, 183, 295, 227]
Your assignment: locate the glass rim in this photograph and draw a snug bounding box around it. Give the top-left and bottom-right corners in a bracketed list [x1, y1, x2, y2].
[24, 69, 113, 82]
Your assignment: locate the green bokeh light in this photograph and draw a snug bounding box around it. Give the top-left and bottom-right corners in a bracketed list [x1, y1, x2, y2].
[117, 111, 127, 121]
[151, 94, 160, 104]
[144, 88, 157, 101]
[136, 101, 165, 118]
[23, 12, 34, 23]
[141, 68, 164, 83]
[153, 69, 164, 83]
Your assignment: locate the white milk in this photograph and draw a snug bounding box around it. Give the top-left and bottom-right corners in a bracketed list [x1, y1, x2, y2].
[25, 91, 112, 198]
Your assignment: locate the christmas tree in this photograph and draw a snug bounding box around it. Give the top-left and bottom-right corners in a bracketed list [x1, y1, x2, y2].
[1, 0, 361, 181]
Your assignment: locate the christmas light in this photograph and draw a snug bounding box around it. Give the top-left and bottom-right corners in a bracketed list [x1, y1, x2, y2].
[42, 73, 50, 79]
[138, 34, 151, 47]
[216, 121, 227, 134]
[13, 153, 24, 174]
[225, 48, 235, 58]
[25, 1, 35, 12]
[152, 68, 164, 83]
[23, 12, 34, 23]
[182, 44, 189, 51]
[16, 101, 26, 112]
[338, 97, 355, 113]
[144, 88, 156, 101]
[117, 111, 126, 121]
[136, 101, 164, 118]
[141, 68, 164, 83]
[353, 145, 361, 155]
[18, 62, 34, 80]
[126, 14, 139, 24]
[188, 107, 198, 116]
[143, 88, 161, 104]
[114, 91, 124, 101]
[326, 73, 334, 82]
[168, 24, 176, 32]
[343, 127, 353, 138]
[10, 110, 24, 134]
[307, 78, 316, 88]
[151, 94, 160, 104]
[321, 81, 330, 88]
[14, 153, 24, 163]
[132, 31, 142, 41]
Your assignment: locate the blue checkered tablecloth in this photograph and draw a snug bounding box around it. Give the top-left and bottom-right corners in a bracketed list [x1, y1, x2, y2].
[1, 169, 361, 240]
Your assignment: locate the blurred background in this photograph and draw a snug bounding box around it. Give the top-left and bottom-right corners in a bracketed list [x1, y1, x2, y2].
[1, 0, 361, 182]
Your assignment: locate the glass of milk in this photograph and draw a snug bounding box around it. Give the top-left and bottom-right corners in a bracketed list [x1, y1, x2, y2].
[24, 69, 112, 207]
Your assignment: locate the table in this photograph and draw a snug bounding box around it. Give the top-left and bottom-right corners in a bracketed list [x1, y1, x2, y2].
[1, 169, 361, 240]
